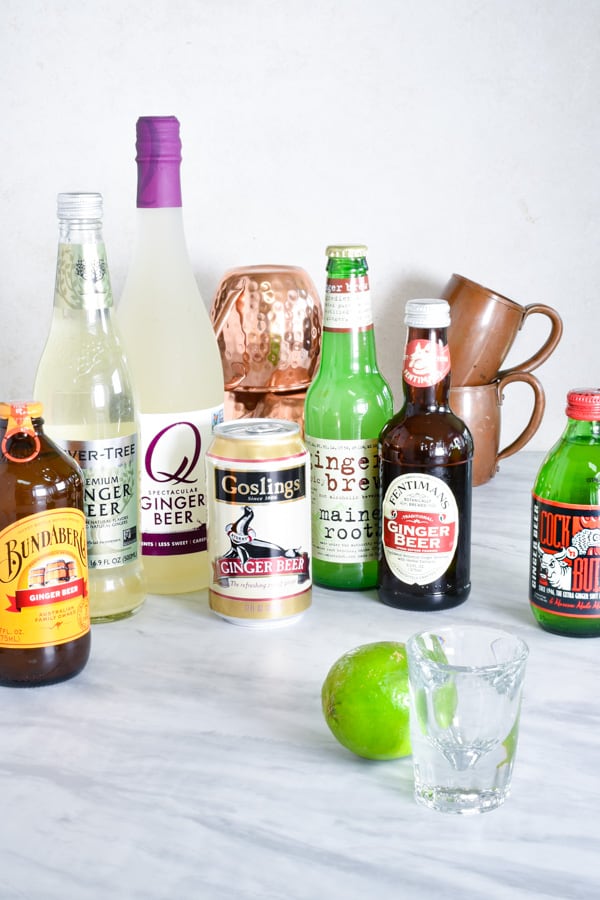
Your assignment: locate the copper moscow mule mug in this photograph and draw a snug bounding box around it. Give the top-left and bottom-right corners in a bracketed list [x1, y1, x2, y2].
[449, 372, 545, 486]
[443, 274, 563, 386]
[210, 265, 322, 393]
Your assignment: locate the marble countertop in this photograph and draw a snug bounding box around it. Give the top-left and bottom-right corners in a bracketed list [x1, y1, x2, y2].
[2, 451, 599, 900]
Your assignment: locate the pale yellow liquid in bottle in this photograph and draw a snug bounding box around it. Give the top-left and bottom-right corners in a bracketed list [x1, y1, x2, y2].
[34, 312, 146, 622]
[117, 208, 225, 594]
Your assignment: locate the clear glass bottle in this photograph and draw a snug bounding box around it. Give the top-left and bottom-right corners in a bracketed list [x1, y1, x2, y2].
[117, 116, 224, 594]
[378, 299, 473, 610]
[304, 245, 393, 589]
[34, 193, 145, 623]
[530, 388, 600, 637]
[0, 401, 90, 685]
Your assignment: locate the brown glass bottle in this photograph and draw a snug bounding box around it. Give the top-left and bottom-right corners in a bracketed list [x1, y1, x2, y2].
[378, 300, 473, 611]
[0, 401, 91, 685]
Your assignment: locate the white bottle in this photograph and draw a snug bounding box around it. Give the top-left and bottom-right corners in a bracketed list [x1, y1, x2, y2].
[117, 116, 224, 594]
[34, 192, 145, 622]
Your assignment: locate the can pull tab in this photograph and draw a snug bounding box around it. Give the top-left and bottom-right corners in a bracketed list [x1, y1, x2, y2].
[1, 401, 42, 464]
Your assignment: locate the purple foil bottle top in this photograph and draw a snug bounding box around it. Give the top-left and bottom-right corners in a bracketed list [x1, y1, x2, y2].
[135, 116, 182, 208]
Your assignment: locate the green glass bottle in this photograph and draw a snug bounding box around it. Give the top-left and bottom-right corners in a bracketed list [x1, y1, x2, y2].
[304, 245, 393, 590]
[530, 388, 600, 637]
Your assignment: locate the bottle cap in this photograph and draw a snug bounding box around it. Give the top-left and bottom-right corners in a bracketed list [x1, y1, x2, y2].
[135, 116, 183, 208]
[136, 116, 182, 162]
[326, 245, 368, 259]
[0, 401, 43, 420]
[57, 193, 103, 220]
[0, 402, 43, 463]
[566, 389, 600, 421]
[405, 299, 451, 328]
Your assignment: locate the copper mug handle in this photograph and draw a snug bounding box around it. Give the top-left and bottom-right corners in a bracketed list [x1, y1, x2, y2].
[497, 304, 563, 379]
[496, 371, 545, 462]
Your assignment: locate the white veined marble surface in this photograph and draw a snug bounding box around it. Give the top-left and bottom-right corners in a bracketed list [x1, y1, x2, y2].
[1, 451, 599, 900]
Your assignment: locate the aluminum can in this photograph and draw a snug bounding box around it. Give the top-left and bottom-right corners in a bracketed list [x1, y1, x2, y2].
[206, 419, 311, 626]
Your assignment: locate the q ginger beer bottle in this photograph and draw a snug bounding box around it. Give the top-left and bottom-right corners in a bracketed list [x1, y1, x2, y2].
[118, 116, 224, 594]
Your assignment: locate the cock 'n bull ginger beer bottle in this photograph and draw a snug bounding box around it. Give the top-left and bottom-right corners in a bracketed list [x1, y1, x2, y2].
[530, 388, 600, 637]
[378, 299, 473, 611]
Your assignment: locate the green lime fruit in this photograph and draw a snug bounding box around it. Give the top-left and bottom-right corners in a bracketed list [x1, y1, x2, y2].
[321, 641, 412, 761]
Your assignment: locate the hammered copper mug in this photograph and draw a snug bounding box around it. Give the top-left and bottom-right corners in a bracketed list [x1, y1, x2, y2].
[449, 372, 545, 486]
[210, 265, 322, 393]
[443, 274, 563, 386]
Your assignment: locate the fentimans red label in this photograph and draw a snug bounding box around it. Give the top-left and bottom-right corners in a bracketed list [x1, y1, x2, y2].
[403, 339, 450, 388]
[530, 495, 600, 618]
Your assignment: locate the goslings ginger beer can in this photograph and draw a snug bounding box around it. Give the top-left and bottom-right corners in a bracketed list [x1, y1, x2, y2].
[206, 419, 311, 626]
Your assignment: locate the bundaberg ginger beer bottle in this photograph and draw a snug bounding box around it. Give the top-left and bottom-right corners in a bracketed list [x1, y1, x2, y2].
[0, 401, 90, 685]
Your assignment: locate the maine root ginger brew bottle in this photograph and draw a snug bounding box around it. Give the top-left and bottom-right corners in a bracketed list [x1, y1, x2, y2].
[378, 299, 473, 611]
[304, 245, 393, 590]
[0, 402, 90, 685]
[530, 388, 600, 636]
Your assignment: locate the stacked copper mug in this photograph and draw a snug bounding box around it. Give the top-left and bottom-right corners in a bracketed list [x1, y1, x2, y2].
[210, 265, 322, 434]
[444, 274, 563, 486]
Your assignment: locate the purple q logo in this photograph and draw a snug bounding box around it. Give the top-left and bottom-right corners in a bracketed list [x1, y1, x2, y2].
[145, 421, 201, 485]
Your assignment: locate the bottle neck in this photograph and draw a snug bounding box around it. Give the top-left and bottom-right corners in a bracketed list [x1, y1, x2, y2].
[136, 158, 182, 209]
[55, 219, 113, 312]
[401, 325, 452, 411]
[563, 417, 600, 442]
[321, 256, 379, 371]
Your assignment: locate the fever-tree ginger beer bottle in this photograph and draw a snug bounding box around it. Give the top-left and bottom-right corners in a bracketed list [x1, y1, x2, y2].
[118, 116, 224, 594]
[34, 193, 145, 622]
[0, 401, 90, 685]
[378, 299, 473, 610]
[530, 388, 600, 636]
[304, 245, 393, 589]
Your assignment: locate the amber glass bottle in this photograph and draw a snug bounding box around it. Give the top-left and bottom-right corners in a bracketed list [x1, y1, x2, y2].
[0, 401, 91, 685]
[378, 299, 473, 611]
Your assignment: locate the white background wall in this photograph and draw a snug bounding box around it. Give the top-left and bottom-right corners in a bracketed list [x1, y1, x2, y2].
[2, 0, 599, 452]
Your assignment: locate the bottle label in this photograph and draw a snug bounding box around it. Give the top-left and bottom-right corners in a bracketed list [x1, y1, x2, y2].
[324, 276, 373, 332]
[139, 406, 224, 557]
[531, 495, 600, 618]
[403, 339, 450, 387]
[382, 472, 459, 585]
[59, 433, 139, 570]
[0, 509, 90, 649]
[304, 436, 380, 563]
[206, 450, 311, 618]
[55, 242, 113, 311]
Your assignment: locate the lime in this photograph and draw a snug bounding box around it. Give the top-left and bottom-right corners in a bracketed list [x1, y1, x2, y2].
[321, 641, 411, 761]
